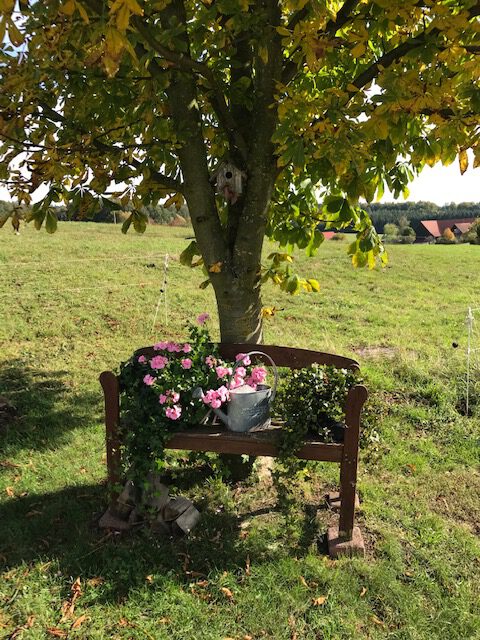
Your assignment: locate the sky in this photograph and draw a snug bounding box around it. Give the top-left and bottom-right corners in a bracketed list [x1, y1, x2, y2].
[2, 159, 478, 206]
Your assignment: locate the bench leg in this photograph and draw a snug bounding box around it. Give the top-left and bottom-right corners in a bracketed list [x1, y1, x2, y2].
[327, 386, 366, 558]
[100, 371, 122, 504]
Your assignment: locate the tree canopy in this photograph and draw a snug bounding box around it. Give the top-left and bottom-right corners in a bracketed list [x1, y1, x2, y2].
[1, 0, 479, 340]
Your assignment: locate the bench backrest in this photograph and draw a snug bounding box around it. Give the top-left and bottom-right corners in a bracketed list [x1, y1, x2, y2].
[136, 344, 359, 371]
[218, 343, 359, 371]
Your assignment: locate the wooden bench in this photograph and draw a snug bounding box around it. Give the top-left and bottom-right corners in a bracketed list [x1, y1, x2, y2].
[100, 343, 368, 557]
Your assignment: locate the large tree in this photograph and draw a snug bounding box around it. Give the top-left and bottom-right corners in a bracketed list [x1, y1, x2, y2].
[1, 0, 479, 342]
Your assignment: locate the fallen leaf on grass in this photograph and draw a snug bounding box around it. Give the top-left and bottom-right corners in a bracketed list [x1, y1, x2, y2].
[220, 587, 234, 600]
[8, 615, 35, 639]
[312, 596, 327, 606]
[245, 555, 251, 577]
[47, 628, 67, 637]
[299, 576, 309, 588]
[0, 460, 22, 469]
[71, 614, 88, 629]
[5, 486, 14, 497]
[145, 575, 154, 583]
[360, 587, 367, 597]
[371, 615, 386, 627]
[158, 617, 171, 624]
[61, 577, 82, 620]
[195, 580, 209, 588]
[185, 570, 205, 578]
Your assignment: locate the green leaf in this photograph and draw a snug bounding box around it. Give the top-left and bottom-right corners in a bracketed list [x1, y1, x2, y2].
[199, 279, 211, 289]
[132, 210, 147, 233]
[180, 240, 200, 267]
[45, 210, 58, 234]
[101, 197, 123, 211]
[325, 197, 345, 214]
[122, 213, 133, 234]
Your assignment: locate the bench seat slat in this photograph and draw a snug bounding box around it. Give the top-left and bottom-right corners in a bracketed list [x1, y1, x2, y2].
[165, 426, 344, 462]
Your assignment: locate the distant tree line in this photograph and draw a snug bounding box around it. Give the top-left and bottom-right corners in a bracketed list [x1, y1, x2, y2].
[367, 202, 480, 235]
[0, 199, 190, 227]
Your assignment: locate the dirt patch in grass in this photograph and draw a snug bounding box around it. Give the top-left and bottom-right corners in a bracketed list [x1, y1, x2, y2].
[353, 346, 396, 359]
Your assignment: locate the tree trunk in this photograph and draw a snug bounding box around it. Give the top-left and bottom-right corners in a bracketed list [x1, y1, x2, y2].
[213, 275, 263, 344]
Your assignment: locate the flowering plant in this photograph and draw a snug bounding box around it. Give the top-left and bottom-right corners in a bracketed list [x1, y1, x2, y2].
[118, 313, 268, 482]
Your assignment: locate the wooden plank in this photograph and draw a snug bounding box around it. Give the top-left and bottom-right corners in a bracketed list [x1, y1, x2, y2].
[338, 385, 368, 539]
[99, 371, 122, 500]
[165, 426, 344, 462]
[135, 343, 360, 372]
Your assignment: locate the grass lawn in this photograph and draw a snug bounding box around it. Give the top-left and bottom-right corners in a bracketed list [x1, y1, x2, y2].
[0, 223, 479, 639]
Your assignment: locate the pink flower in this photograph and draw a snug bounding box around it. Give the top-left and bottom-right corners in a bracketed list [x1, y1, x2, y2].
[143, 374, 156, 386]
[236, 353, 251, 366]
[210, 397, 222, 409]
[138, 355, 147, 364]
[166, 342, 181, 353]
[165, 405, 182, 420]
[215, 365, 232, 379]
[153, 341, 168, 351]
[230, 374, 245, 389]
[205, 355, 216, 368]
[251, 366, 267, 384]
[182, 343, 192, 353]
[159, 394, 167, 404]
[235, 366, 246, 378]
[216, 385, 230, 402]
[244, 377, 257, 390]
[197, 312, 210, 325]
[170, 390, 180, 403]
[150, 355, 168, 370]
[181, 358, 193, 369]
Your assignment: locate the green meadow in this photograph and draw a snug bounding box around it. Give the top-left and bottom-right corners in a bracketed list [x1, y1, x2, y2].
[0, 223, 479, 639]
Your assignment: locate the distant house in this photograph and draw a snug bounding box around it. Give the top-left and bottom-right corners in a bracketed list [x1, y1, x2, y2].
[419, 218, 476, 241]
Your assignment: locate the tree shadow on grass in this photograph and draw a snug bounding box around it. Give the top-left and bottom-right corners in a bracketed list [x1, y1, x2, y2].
[0, 476, 330, 604]
[0, 360, 99, 454]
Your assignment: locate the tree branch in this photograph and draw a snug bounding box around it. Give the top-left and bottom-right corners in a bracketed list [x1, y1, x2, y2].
[131, 17, 248, 161]
[36, 102, 184, 193]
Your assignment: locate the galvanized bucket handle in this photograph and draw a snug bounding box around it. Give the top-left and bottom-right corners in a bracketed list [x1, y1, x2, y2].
[228, 350, 279, 403]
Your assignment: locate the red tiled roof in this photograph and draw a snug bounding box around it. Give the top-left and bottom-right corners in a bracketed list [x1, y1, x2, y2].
[420, 218, 475, 237]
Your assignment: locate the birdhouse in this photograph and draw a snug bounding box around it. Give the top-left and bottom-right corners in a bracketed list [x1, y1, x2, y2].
[214, 162, 246, 204]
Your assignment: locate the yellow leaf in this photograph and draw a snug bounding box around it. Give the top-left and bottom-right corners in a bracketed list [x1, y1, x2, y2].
[75, 2, 90, 23]
[458, 149, 468, 175]
[71, 614, 88, 629]
[208, 261, 223, 273]
[116, 3, 130, 31]
[351, 42, 366, 58]
[276, 26, 291, 37]
[220, 587, 234, 600]
[261, 306, 277, 318]
[360, 586, 367, 597]
[59, 0, 76, 15]
[258, 45, 268, 64]
[5, 486, 14, 497]
[7, 18, 23, 45]
[347, 83, 359, 92]
[125, 0, 143, 15]
[312, 596, 327, 606]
